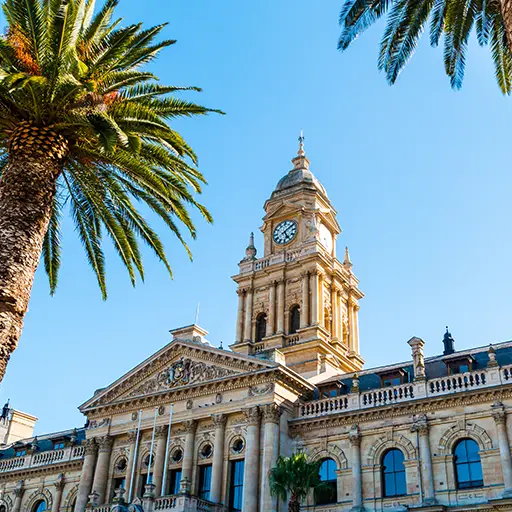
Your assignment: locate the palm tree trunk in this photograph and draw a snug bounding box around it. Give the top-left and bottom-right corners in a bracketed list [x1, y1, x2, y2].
[0, 152, 61, 381]
[501, 0, 512, 54]
[288, 495, 300, 512]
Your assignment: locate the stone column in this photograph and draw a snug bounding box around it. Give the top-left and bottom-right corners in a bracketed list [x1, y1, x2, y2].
[300, 272, 309, 328]
[349, 425, 363, 512]
[52, 475, 65, 512]
[12, 481, 24, 512]
[310, 271, 319, 325]
[180, 420, 197, 493]
[267, 282, 276, 337]
[242, 407, 260, 512]
[276, 280, 285, 334]
[347, 298, 355, 352]
[244, 289, 253, 342]
[92, 436, 114, 504]
[318, 273, 325, 327]
[413, 415, 436, 505]
[331, 284, 338, 339]
[353, 304, 360, 353]
[260, 404, 282, 512]
[75, 439, 98, 512]
[152, 426, 168, 497]
[492, 403, 512, 497]
[235, 290, 244, 343]
[125, 431, 138, 501]
[210, 414, 227, 504]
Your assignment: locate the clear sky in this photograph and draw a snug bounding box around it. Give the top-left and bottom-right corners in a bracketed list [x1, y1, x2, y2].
[1, 0, 511, 435]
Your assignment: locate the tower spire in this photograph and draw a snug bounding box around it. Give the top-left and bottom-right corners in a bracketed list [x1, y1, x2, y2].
[292, 130, 310, 170]
[343, 246, 353, 269]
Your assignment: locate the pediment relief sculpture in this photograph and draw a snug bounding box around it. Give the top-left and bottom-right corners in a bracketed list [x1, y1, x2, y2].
[126, 357, 238, 398]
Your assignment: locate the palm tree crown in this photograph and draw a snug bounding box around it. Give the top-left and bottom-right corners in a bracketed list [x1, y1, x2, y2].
[338, 0, 512, 93]
[0, 0, 221, 298]
[269, 453, 324, 512]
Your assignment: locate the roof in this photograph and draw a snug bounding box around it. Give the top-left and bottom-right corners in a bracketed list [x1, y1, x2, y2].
[273, 168, 328, 198]
[314, 339, 512, 393]
[0, 427, 85, 458]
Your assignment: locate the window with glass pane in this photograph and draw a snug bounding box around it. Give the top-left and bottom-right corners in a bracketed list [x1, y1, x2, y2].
[229, 460, 244, 511]
[198, 465, 212, 501]
[169, 469, 182, 495]
[33, 500, 46, 512]
[382, 449, 406, 497]
[138, 474, 153, 497]
[289, 305, 300, 334]
[454, 439, 483, 489]
[315, 458, 337, 505]
[113, 477, 126, 491]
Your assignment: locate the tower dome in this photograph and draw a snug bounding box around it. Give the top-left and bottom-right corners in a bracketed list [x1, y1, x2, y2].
[271, 133, 328, 198]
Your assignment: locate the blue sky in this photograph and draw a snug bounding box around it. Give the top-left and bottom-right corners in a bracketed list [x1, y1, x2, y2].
[1, 0, 512, 435]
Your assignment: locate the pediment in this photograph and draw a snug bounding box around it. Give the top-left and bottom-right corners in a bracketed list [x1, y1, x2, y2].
[263, 200, 307, 223]
[80, 340, 276, 412]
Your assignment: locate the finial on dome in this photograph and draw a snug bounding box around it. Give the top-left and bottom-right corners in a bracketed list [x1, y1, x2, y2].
[343, 246, 353, 269]
[298, 129, 305, 157]
[244, 232, 257, 260]
[292, 130, 310, 170]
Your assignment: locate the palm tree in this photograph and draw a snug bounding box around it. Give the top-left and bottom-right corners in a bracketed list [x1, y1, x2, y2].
[0, 0, 222, 382]
[338, 0, 512, 93]
[268, 453, 324, 512]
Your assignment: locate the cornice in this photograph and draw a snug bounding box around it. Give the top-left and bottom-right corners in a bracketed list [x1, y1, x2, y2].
[290, 386, 512, 433]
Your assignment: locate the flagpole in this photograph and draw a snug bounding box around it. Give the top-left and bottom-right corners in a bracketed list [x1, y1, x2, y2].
[128, 409, 143, 502]
[147, 407, 158, 485]
[161, 404, 174, 496]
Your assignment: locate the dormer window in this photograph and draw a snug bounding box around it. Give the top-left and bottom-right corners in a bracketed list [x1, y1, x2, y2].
[53, 442, 65, 450]
[379, 369, 408, 387]
[318, 382, 341, 398]
[15, 449, 26, 457]
[444, 355, 475, 375]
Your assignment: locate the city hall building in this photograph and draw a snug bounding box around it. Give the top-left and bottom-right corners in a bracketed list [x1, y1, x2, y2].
[2, 141, 512, 512]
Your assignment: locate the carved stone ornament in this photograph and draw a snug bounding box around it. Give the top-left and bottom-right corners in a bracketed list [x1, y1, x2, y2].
[88, 417, 110, 429]
[98, 436, 114, 452]
[184, 420, 197, 434]
[411, 414, 429, 435]
[131, 412, 138, 421]
[262, 403, 282, 424]
[158, 406, 165, 416]
[212, 414, 227, 428]
[155, 426, 168, 439]
[54, 474, 65, 491]
[348, 424, 361, 446]
[84, 438, 98, 455]
[13, 481, 24, 498]
[492, 402, 507, 425]
[186, 399, 193, 410]
[248, 383, 273, 397]
[215, 393, 223, 404]
[127, 357, 238, 397]
[243, 406, 260, 426]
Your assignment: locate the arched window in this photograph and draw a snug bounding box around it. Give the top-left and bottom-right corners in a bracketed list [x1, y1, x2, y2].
[289, 305, 300, 334]
[382, 449, 406, 497]
[255, 313, 267, 342]
[454, 438, 483, 489]
[33, 501, 46, 512]
[0, 504, 7, 512]
[315, 458, 337, 505]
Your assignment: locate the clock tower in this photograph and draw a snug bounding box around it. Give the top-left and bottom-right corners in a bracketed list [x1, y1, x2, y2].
[230, 136, 364, 378]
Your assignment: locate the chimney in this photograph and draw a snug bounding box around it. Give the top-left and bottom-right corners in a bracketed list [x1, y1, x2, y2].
[169, 324, 210, 346]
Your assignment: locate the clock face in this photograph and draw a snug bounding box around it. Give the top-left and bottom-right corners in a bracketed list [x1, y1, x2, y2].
[273, 220, 298, 245]
[319, 224, 333, 253]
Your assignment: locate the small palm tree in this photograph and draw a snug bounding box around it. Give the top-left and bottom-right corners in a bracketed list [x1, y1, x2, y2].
[338, 0, 512, 93]
[0, 0, 221, 381]
[269, 453, 324, 512]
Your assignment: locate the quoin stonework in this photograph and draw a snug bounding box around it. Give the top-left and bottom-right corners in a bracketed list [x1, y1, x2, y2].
[2, 139, 512, 512]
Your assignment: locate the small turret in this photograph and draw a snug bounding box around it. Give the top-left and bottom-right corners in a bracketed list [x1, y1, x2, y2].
[343, 246, 353, 270]
[244, 232, 257, 260]
[443, 327, 455, 355]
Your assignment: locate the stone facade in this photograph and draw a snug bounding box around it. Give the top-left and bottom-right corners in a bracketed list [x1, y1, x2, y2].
[1, 142, 512, 512]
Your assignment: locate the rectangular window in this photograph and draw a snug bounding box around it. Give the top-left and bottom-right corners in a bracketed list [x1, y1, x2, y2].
[168, 468, 182, 495]
[198, 465, 212, 501]
[229, 460, 244, 511]
[53, 442, 65, 450]
[15, 450, 26, 457]
[138, 474, 153, 497]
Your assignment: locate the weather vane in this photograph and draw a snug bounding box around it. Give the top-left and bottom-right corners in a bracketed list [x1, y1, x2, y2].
[298, 129, 304, 144]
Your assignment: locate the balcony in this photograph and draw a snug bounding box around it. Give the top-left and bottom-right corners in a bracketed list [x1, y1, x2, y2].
[297, 364, 512, 420]
[0, 444, 85, 474]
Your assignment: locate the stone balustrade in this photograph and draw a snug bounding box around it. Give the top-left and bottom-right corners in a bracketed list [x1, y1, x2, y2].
[245, 247, 311, 273]
[0, 444, 84, 473]
[91, 496, 228, 512]
[298, 364, 512, 419]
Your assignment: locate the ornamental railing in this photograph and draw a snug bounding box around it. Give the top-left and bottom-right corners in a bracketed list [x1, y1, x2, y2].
[0, 444, 84, 473]
[297, 365, 512, 419]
